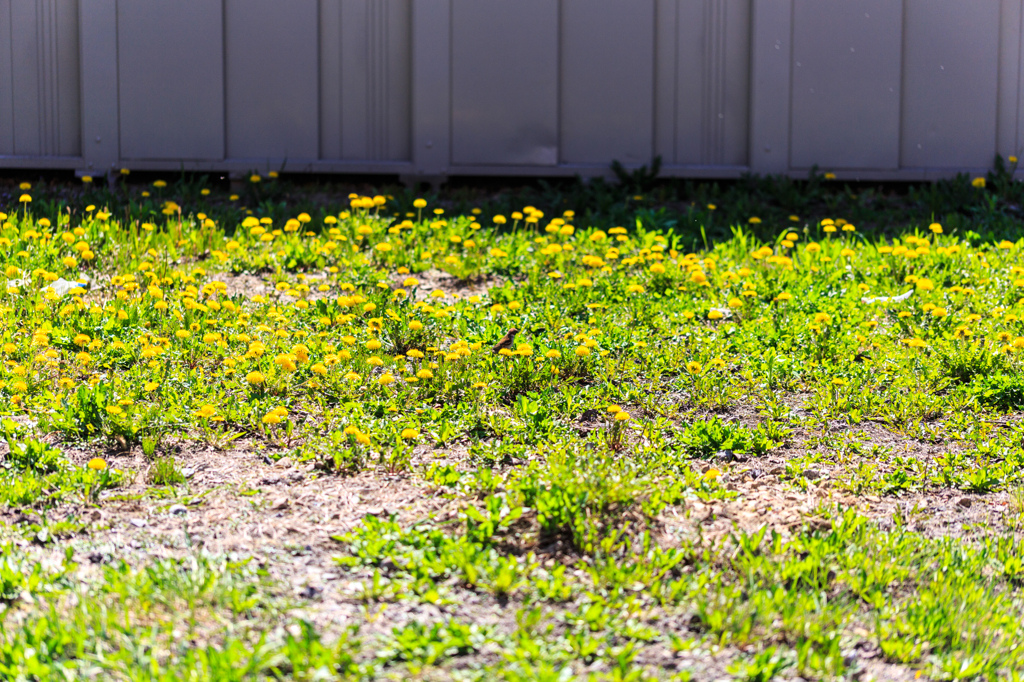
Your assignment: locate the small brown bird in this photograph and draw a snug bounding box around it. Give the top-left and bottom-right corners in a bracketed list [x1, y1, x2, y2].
[491, 328, 520, 354]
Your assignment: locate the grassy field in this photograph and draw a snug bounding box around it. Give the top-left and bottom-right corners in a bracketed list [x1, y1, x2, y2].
[2, 164, 1024, 680]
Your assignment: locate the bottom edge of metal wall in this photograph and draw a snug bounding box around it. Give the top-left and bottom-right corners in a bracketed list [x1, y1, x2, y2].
[0, 157, 1015, 182]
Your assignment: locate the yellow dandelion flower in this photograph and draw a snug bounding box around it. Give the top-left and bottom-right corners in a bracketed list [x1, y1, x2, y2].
[195, 405, 217, 418]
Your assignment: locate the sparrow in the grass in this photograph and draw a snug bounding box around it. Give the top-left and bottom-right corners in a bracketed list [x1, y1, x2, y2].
[491, 328, 520, 354]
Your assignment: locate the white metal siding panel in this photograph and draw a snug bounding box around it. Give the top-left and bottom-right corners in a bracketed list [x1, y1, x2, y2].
[790, 0, 902, 170]
[10, 1, 40, 154]
[79, 0, 118, 172]
[1019, 0, 1024, 165]
[997, 0, 1022, 160]
[340, 1, 371, 159]
[379, 0, 412, 162]
[901, 0, 999, 169]
[117, 0, 224, 160]
[653, 0, 676, 164]
[560, 0, 654, 166]
[670, 0, 749, 166]
[9, 0, 79, 156]
[716, 0, 751, 166]
[320, 0, 342, 160]
[321, 0, 412, 161]
[1018, 0, 1024, 164]
[748, 0, 792, 174]
[1, 1, 1021, 179]
[0, 0, 13, 155]
[225, 0, 319, 162]
[451, 0, 558, 166]
[53, 0, 79, 155]
[411, 0, 449, 174]
[673, 1, 705, 164]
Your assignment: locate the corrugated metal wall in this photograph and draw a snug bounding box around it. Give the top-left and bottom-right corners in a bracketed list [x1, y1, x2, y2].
[0, 0, 1022, 181]
[0, 0, 80, 159]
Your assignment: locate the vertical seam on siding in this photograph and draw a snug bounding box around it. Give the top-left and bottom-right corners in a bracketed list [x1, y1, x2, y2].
[897, 0, 907, 169]
[316, 0, 322, 160]
[49, 0, 57, 154]
[50, 0, 58, 154]
[672, 0, 678, 164]
[115, 0, 121, 167]
[1011, 0, 1019, 156]
[651, 0, 659, 164]
[716, 0, 724, 164]
[447, 0, 453, 172]
[221, 0, 227, 160]
[43, 0, 51, 155]
[344, 0, 348, 157]
[368, 0, 374, 159]
[4, 1, 11, 152]
[73, 0, 82, 157]
[375, 0, 380, 160]
[786, 0, 794, 171]
[701, 0, 708, 164]
[36, 0, 43, 154]
[369, 0, 376, 159]
[557, 0, 563, 165]
[381, 0, 387, 160]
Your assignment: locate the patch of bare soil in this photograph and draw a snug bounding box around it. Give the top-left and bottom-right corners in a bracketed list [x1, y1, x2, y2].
[54, 441, 452, 557]
[210, 272, 268, 298]
[212, 270, 368, 303]
[1, 405, 1004, 680]
[394, 268, 503, 301]
[662, 465, 1019, 547]
[662, 409, 1020, 545]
